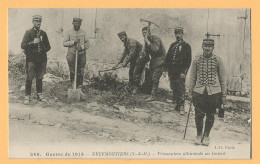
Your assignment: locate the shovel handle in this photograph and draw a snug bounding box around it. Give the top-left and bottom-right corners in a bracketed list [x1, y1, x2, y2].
[74, 44, 78, 90]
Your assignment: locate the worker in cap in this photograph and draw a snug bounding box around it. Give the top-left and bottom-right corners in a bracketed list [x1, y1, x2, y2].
[21, 15, 51, 105]
[73, 17, 83, 23]
[117, 31, 127, 38]
[188, 38, 226, 146]
[64, 17, 90, 88]
[113, 31, 143, 92]
[134, 26, 166, 101]
[164, 25, 191, 115]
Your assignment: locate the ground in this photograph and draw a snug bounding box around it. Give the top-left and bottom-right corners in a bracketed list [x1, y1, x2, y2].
[8, 54, 251, 159]
[8, 75, 251, 159]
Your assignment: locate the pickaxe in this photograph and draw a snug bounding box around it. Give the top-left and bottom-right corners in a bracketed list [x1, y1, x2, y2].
[140, 18, 159, 51]
[140, 18, 160, 28]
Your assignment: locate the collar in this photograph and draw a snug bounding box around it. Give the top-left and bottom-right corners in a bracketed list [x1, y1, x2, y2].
[203, 53, 213, 58]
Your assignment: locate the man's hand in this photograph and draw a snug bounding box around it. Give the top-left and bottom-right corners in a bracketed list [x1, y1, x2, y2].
[74, 38, 80, 45]
[144, 36, 150, 45]
[33, 38, 40, 44]
[76, 44, 83, 51]
[180, 73, 186, 78]
[112, 63, 120, 70]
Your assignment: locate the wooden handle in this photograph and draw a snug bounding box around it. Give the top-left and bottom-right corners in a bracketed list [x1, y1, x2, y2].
[74, 45, 78, 89]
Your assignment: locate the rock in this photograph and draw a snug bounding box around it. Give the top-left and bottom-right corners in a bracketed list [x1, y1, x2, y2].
[86, 102, 99, 108]
[43, 73, 63, 83]
[20, 86, 25, 91]
[235, 92, 241, 96]
[241, 91, 247, 96]
[119, 106, 126, 113]
[133, 107, 148, 112]
[54, 97, 59, 102]
[166, 99, 173, 103]
[9, 89, 14, 93]
[248, 118, 251, 124]
[54, 123, 63, 128]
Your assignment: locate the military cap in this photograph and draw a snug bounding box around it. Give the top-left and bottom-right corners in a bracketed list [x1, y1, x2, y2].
[174, 25, 184, 33]
[202, 38, 215, 45]
[73, 17, 83, 23]
[32, 15, 42, 22]
[142, 26, 148, 31]
[117, 31, 127, 37]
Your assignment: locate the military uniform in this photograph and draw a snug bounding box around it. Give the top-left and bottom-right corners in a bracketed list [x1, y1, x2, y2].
[117, 31, 143, 85]
[134, 29, 166, 98]
[21, 15, 51, 103]
[164, 27, 191, 112]
[188, 38, 226, 145]
[63, 18, 90, 86]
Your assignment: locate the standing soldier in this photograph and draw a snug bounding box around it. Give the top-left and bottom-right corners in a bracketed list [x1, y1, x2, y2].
[63, 17, 90, 88]
[21, 15, 51, 105]
[134, 26, 166, 101]
[188, 38, 226, 146]
[113, 31, 143, 94]
[164, 26, 192, 115]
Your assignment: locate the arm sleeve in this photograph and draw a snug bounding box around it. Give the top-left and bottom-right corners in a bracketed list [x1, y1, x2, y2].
[188, 58, 197, 92]
[181, 44, 192, 75]
[21, 31, 33, 50]
[63, 32, 74, 47]
[163, 44, 173, 69]
[83, 32, 90, 50]
[217, 58, 227, 95]
[123, 42, 137, 65]
[148, 37, 160, 53]
[119, 49, 127, 64]
[42, 32, 51, 53]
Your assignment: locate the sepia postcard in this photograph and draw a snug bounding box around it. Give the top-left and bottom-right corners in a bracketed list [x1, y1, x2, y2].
[7, 8, 251, 159]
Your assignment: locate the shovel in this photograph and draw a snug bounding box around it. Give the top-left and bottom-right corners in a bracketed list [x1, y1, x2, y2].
[68, 46, 81, 103]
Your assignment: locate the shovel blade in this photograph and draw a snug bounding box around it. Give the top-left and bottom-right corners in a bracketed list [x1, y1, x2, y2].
[68, 89, 81, 103]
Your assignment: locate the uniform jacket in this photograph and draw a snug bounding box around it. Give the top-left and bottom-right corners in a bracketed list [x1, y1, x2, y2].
[143, 35, 166, 69]
[164, 40, 191, 77]
[188, 54, 227, 95]
[119, 38, 143, 65]
[63, 29, 90, 55]
[21, 28, 51, 63]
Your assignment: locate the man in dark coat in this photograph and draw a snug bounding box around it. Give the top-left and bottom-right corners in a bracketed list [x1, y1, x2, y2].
[188, 38, 226, 146]
[113, 31, 143, 93]
[134, 26, 166, 101]
[164, 26, 192, 114]
[21, 15, 51, 105]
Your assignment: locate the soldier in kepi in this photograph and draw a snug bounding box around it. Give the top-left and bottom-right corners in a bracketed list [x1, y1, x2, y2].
[134, 26, 166, 101]
[113, 31, 143, 94]
[63, 17, 90, 88]
[164, 26, 192, 115]
[188, 38, 226, 146]
[21, 15, 51, 105]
